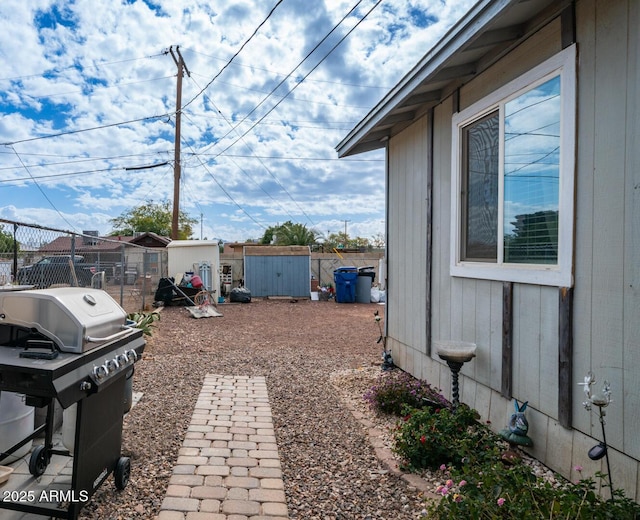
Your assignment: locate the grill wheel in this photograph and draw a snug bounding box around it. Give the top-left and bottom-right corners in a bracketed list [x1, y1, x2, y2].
[29, 445, 49, 477]
[114, 456, 131, 490]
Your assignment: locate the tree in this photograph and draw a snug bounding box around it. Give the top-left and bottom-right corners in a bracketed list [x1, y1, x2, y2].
[109, 200, 196, 239]
[276, 222, 320, 246]
[259, 221, 320, 246]
[0, 224, 18, 255]
[371, 232, 386, 249]
[259, 225, 278, 245]
[322, 232, 372, 251]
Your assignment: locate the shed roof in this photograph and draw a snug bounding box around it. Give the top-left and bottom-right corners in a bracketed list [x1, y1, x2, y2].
[336, 0, 570, 157]
[244, 245, 311, 257]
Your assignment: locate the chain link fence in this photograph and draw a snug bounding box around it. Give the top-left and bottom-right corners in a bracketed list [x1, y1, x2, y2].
[0, 218, 168, 313]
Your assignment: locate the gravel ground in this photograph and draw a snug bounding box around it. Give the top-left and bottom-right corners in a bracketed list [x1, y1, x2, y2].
[78, 298, 433, 520]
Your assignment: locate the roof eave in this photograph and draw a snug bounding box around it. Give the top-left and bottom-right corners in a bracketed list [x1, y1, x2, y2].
[336, 0, 568, 158]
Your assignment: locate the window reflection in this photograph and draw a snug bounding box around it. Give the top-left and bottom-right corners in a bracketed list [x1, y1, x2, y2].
[503, 76, 560, 264]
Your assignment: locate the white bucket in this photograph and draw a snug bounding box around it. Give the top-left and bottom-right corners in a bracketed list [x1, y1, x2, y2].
[0, 392, 35, 463]
[62, 403, 77, 456]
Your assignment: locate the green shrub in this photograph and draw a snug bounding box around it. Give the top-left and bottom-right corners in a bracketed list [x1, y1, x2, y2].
[127, 311, 161, 337]
[393, 404, 499, 471]
[363, 370, 449, 415]
[429, 464, 640, 519]
[367, 370, 640, 519]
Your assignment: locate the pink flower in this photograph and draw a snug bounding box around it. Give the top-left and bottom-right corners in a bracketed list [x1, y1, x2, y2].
[446, 479, 454, 488]
[574, 465, 583, 472]
[441, 486, 450, 496]
[497, 497, 505, 507]
[439, 464, 447, 471]
[459, 480, 467, 487]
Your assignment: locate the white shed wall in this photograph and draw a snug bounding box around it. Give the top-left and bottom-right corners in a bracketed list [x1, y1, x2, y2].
[167, 240, 221, 298]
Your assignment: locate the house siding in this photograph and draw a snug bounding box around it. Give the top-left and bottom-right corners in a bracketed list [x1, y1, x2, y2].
[387, 117, 429, 376]
[386, 0, 640, 499]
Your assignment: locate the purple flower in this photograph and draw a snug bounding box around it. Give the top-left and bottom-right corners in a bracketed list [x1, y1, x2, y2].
[439, 464, 447, 471]
[497, 497, 505, 507]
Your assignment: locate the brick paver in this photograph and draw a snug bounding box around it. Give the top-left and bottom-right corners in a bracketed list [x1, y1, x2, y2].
[156, 375, 289, 519]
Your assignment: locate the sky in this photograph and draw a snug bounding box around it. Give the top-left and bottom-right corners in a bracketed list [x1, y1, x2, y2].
[0, 0, 476, 243]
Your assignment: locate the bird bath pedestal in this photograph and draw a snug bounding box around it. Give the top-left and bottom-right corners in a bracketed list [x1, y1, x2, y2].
[435, 341, 477, 409]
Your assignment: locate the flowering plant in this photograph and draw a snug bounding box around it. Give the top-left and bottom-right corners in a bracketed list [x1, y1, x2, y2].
[428, 462, 640, 519]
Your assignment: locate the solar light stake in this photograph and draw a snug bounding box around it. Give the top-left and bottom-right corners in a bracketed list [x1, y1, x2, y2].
[579, 372, 614, 497]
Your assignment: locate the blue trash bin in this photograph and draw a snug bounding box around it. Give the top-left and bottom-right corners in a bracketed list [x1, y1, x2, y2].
[334, 266, 358, 303]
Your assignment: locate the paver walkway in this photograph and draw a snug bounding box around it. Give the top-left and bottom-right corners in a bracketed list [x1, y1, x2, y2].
[156, 374, 289, 520]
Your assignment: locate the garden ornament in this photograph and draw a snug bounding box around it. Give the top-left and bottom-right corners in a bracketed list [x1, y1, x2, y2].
[508, 399, 529, 436]
[499, 399, 533, 452]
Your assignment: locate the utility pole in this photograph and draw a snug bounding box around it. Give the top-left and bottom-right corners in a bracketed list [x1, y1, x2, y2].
[342, 219, 350, 248]
[168, 45, 190, 240]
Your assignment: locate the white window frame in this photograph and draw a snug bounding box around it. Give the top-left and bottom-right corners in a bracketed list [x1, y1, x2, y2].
[450, 45, 576, 287]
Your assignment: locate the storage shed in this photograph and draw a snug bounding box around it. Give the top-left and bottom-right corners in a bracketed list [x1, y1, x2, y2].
[166, 240, 221, 298]
[244, 246, 311, 298]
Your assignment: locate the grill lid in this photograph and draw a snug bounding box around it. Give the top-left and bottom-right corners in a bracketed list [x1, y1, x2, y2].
[0, 287, 129, 353]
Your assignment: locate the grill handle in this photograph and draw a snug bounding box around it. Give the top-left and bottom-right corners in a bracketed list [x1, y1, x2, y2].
[85, 325, 134, 343]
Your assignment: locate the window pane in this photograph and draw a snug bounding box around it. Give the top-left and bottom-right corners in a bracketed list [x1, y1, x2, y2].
[503, 76, 560, 264]
[462, 112, 499, 260]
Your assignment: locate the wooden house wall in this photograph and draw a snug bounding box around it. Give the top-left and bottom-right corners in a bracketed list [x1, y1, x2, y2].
[571, 0, 640, 462]
[385, 0, 639, 496]
[386, 117, 429, 374]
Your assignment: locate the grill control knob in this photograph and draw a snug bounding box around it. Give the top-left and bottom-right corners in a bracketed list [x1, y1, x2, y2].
[125, 349, 138, 363]
[117, 353, 129, 366]
[106, 358, 120, 372]
[93, 364, 109, 380]
[80, 381, 92, 391]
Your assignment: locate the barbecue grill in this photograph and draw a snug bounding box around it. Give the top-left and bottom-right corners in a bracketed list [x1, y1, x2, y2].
[0, 287, 145, 519]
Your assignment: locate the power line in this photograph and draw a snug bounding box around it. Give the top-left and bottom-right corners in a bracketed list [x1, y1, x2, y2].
[180, 108, 297, 226]
[181, 140, 268, 230]
[200, 0, 366, 157]
[1, 113, 172, 146]
[9, 146, 77, 231]
[180, 0, 286, 112]
[0, 52, 166, 83]
[187, 80, 315, 226]
[206, 0, 383, 160]
[184, 48, 391, 90]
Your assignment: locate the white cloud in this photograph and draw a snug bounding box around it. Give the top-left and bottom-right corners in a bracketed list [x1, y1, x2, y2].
[0, 0, 476, 241]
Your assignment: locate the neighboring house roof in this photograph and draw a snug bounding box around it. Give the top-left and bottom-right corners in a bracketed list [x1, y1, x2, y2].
[336, 0, 569, 157]
[129, 232, 171, 248]
[38, 232, 170, 253]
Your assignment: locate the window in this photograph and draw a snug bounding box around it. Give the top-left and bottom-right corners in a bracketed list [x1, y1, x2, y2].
[451, 46, 576, 287]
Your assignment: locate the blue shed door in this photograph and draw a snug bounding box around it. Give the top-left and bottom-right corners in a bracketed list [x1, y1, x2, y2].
[244, 255, 310, 297]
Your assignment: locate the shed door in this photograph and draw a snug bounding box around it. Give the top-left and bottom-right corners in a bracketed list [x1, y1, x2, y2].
[244, 255, 310, 297]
